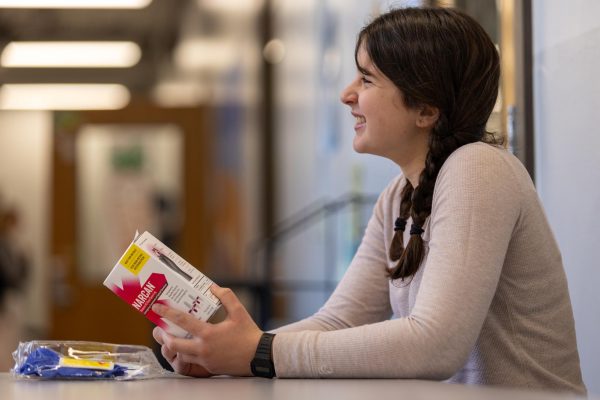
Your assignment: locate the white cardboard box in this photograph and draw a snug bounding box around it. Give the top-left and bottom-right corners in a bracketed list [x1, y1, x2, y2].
[103, 231, 221, 337]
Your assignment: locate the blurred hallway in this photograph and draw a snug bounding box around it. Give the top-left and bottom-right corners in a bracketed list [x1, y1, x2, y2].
[0, 0, 598, 392]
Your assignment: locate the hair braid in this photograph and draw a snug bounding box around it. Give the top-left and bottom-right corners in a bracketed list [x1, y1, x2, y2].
[388, 180, 413, 261]
[388, 115, 461, 281]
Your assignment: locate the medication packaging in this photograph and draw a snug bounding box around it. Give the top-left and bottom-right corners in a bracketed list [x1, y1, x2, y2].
[104, 231, 221, 337]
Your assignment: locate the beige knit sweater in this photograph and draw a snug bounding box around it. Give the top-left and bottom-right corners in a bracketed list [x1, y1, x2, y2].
[272, 142, 586, 394]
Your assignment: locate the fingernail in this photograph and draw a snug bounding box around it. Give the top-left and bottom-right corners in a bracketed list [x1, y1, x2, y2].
[152, 303, 165, 314]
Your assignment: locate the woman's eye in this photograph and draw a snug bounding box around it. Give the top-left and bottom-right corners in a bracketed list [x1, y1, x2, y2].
[361, 76, 372, 85]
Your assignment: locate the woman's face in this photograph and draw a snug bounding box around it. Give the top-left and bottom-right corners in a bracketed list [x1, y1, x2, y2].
[340, 45, 429, 167]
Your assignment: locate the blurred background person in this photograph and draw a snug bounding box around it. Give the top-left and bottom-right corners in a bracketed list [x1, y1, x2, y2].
[0, 197, 29, 370]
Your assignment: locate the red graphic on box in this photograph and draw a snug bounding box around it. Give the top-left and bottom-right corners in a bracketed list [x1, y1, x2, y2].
[111, 273, 168, 329]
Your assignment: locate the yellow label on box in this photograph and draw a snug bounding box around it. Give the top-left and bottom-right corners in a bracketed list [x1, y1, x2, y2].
[119, 244, 149, 276]
[59, 357, 114, 370]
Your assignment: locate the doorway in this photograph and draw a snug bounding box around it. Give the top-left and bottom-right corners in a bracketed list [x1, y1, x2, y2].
[49, 103, 214, 346]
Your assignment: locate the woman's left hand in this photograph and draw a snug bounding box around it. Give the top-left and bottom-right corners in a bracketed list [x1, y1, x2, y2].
[152, 284, 263, 376]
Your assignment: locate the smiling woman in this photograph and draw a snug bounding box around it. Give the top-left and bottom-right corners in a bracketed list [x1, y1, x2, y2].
[151, 6, 586, 395]
[340, 46, 433, 184]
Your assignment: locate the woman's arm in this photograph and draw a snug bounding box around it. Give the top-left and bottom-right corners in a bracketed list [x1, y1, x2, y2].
[273, 145, 522, 378]
[272, 185, 394, 333]
[152, 147, 520, 379]
[150, 177, 400, 376]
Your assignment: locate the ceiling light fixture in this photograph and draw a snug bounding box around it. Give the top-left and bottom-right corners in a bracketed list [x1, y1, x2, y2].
[0, 0, 152, 8]
[198, 0, 264, 14]
[174, 38, 236, 72]
[0, 84, 130, 110]
[1, 42, 142, 68]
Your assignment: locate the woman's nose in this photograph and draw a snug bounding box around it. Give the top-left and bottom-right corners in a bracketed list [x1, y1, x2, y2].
[340, 82, 357, 105]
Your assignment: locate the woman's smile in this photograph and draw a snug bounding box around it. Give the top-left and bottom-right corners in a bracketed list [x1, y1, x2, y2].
[352, 112, 366, 131]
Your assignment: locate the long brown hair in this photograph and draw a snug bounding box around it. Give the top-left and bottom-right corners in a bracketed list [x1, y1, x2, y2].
[356, 7, 502, 281]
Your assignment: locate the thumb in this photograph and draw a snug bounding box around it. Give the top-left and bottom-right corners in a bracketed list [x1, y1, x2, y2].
[210, 284, 243, 318]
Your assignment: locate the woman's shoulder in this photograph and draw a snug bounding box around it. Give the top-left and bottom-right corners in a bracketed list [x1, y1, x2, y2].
[379, 174, 406, 203]
[370, 173, 406, 221]
[445, 141, 509, 165]
[435, 142, 535, 205]
[441, 142, 530, 183]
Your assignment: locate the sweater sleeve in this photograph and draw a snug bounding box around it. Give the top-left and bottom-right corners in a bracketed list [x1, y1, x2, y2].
[272, 180, 396, 334]
[272, 144, 522, 378]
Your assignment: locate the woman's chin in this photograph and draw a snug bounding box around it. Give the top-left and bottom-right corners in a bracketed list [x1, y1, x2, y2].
[352, 136, 367, 153]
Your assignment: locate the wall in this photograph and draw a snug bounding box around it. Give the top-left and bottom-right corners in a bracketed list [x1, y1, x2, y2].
[0, 111, 53, 337]
[271, 0, 419, 323]
[533, 0, 600, 392]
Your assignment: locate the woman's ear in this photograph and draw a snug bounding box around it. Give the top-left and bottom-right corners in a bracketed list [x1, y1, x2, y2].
[416, 105, 440, 129]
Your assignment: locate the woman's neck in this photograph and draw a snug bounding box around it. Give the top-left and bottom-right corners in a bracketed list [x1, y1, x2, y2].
[401, 162, 424, 188]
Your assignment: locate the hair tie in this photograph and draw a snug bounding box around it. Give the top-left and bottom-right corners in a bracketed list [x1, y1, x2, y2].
[394, 218, 407, 232]
[410, 223, 424, 235]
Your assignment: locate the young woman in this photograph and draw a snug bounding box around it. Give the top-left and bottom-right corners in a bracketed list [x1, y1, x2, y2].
[151, 7, 586, 394]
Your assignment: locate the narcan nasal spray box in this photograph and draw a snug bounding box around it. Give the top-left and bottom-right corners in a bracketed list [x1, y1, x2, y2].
[104, 231, 221, 337]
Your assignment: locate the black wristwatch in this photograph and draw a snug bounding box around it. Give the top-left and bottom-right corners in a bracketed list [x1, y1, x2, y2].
[250, 333, 276, 378]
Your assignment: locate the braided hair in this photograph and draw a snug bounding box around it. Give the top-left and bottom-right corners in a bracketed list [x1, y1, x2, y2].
[357, 8, 502, 281]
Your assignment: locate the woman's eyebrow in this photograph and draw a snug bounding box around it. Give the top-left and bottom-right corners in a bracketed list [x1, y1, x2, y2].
[357, 64, 375, 77]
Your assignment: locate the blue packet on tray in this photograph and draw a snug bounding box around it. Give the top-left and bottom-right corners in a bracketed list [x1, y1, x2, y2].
[12, 340, 172, 380]
[18, 347, 127, 379]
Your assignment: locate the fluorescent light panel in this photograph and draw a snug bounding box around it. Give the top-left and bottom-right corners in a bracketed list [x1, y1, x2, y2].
[174, 38, 236, 71]
[1, 41, 141, 68]
[0, 84, 130, 110]
[0, 0, 151, 8]
[198, 0, 263, 14]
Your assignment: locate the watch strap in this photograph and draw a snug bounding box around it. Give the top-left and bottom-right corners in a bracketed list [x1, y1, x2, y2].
[251, 332, 276, 378]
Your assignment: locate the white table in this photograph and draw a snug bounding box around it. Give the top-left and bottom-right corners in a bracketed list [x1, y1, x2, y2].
[0, 373, 588, 400]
